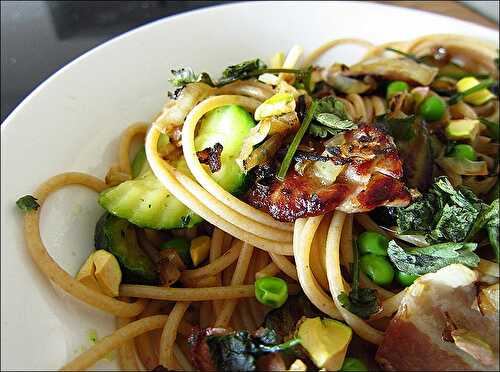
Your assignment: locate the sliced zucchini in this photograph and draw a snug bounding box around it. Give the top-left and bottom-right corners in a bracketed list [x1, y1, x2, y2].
[195, 104, 256, 195]
[99, 160, 202, 230]
[99, 105, 255, 229]
[94, 213, 158, 284]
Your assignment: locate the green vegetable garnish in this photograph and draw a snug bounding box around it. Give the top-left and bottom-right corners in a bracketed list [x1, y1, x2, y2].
[419, 96, 446, 121]
[395, 177, 484, 243]
[449, 144, 477, 161]
[341, 357, 368, 371]
[160, 238, 192, 267]
[308, 96, 357, 138]
[277, 100, 318, 181]
[169, 58, 310, 89]
[448, 78, 495, 105]
[386, 81, 409, 99]
[16, 195, 40, 212]
[384, 47, 420, 62]
[357, 231, 389, 256]
[205, 328, 300, 371]
[466, 198, 499, 262]
[255, 276, 288, 308]
[359, 254, 394, 286]
[387, 240, 480, 275]
[396, 271, 420, 287]
[337, 240, 380, 319]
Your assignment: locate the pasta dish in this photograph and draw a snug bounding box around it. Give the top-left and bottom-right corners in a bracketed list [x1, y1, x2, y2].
[17, 34, 499, 371]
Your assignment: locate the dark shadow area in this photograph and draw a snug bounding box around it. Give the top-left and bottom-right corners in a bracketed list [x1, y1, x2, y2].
[1, 1, 236, 122]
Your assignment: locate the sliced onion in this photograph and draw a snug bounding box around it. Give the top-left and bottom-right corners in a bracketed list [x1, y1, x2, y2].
[436, 156, 488, 176]
[347, 58, 439, 85]
[462, 176, 497, 195]
[154, 83, 215, 133]
[244, 134, 285, 172]
[236, 120, 271, 171]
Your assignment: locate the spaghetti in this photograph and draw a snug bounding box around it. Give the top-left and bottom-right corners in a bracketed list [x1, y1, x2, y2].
[19, 34, 498, 371]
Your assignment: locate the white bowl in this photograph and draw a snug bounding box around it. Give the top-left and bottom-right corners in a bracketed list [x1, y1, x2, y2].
[1, 1, 498, 370]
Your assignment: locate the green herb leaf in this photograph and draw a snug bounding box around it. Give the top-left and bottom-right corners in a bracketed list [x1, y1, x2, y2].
[277, 100, 318, 181]
[448, 78, 495, 105]
[169, 68, 215, 87]
[387, 240, 480, 275]
[308, 96, 357, 138]
[466, 199, 499, 262]
[221, 59, 267, 79]
[338, 239, 381, 319]
[337, 289, 380, 320]
[16, 195, 40, 212]
[206, 328, 300, 371]
[396, 177, 482, 243]
[308, 123, 331, 138]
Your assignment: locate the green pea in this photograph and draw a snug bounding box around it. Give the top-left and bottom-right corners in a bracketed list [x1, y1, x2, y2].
[396, 271, 420, 286]
[341, 357, 368, 371]
[160, 238, 192, 267]
[360, 254, 394, 286]
[449, 144, 477, 161]
[358, 231, 389, 256]
[386, 81, 409, 99]
[419, 96, 446, 121]
[255, 276, 288, 308]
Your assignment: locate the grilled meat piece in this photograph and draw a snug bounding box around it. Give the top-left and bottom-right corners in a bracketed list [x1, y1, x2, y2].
[376, 264, 499, 371]
[246, 126, 411, 222]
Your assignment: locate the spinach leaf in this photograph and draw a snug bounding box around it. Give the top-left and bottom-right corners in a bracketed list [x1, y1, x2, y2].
[308, 96, 357, 138]
[16, 195, 40, 212]
[206, 329, 300, 371]
[338, 239, 380, 319]
[396, 177, 483, 243]
[387, 240, 480, 275]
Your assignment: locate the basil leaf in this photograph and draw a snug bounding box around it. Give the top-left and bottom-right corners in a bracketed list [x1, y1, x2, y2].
[387, 240, 480, 275]
[16, 195, 40, 212]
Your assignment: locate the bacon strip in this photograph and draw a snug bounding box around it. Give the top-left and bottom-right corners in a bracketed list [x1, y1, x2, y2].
[246, 126, 411, 222]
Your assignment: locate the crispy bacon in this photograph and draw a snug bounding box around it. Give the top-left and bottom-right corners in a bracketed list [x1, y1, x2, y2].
[197, 143, 223, 173]
[376, 265, 499, 371]
[246, 126, 411, 222]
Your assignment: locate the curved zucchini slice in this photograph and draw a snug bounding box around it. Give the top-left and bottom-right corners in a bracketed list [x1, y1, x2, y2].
[94, 213, 158, 284]
[195, 104, 255, 194]
[99, 105, 255, 229]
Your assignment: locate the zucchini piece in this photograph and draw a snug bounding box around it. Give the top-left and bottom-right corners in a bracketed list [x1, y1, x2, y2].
[94, 213, 158, 284]
[99, 159, 202, 230]
[195, 105, 256, 195]
[99, 105, 255, 229]
[131, 147, 148, 178]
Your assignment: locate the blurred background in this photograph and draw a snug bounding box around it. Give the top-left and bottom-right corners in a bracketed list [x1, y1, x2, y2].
[1, 0, 499, 122]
